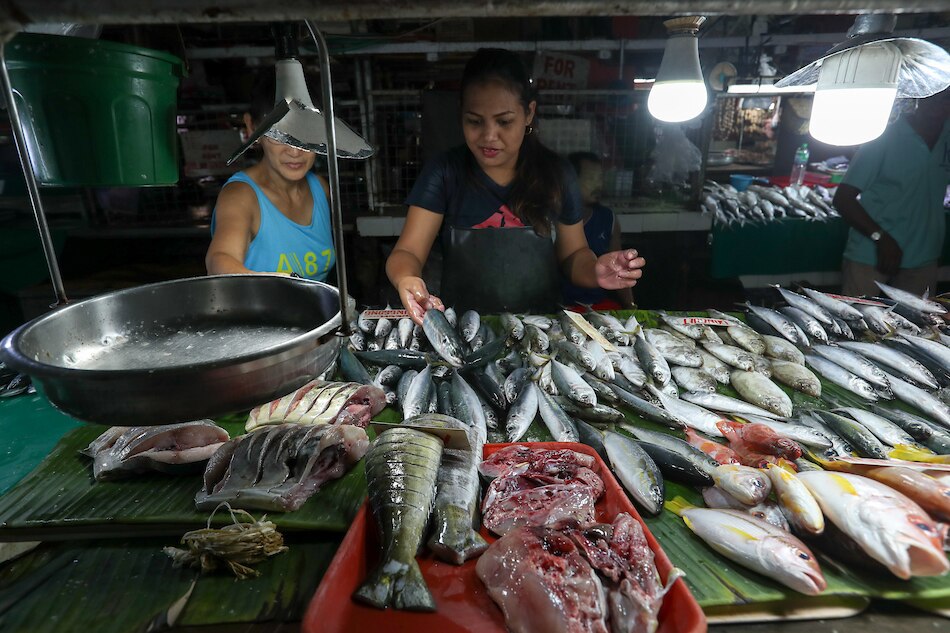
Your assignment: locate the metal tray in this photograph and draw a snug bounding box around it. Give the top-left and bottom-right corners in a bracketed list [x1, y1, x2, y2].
[0, 274, 342, 425]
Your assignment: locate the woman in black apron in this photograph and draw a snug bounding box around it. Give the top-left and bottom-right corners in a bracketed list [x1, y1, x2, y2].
[386, 48, 645, 324]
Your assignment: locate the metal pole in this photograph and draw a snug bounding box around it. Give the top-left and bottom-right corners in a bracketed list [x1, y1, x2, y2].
[0, 38, 69, 307]
[304, 20, 352, 334]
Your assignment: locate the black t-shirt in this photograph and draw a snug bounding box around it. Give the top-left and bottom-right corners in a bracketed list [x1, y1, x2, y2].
[405, 145, 583, 229]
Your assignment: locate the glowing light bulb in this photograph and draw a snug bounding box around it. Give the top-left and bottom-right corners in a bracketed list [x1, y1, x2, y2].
[647, 16, 708, 124]
[648, 82, 708, 123]
[809, 42, 901, 146]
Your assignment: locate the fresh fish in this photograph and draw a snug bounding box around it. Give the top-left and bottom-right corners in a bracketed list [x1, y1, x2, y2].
[467, 366, 507, 412]
[804, 354, 880, 401]
[610, 383, 677, 427]
[779, 306, 828, 343]
[717, 420, 803, 462]
[437, 381, 453, 415]
[874, 281, 947, 314]
[672, 366, 718, 393]
[729, 370, 793, 418]
[657, 312, 705, 340]
[674, 506, 825, 595]
[799, 471, 949, 579]
[603, 430, 665, 516]
[506, 381, 540, 442]
[636, 440, 715, 486]
[397, 318, 414, 348]
[684, 428, 740, 464]
[855, 304, 896, 335]
[749, 353, 773, 377]
[835, 407, 925, 449]
[524, 323, 551, 353]
[355, 349, 435, 369]
[897, 332, 950, 370]
[384, 327, 401, 351]
[450, 372, 488, 443]
[502, 367, 530, 404]
[396, 369, 417, 406]
[811, 344, 891, 394]
[773, 286, 836, 326]
[422, 309, 466, 367]
[463, 337, 506, 370]
[551, 359, 597, 408]
[83, 421, 229, 481]
[583, 339, 616, 381]
[737, 415, 832, 449]
[769, 359, 821, 397]
[681, 391, 784, 420]
[497, 349, 524, 374]
[761, 335, 805, 365]
[402, 365, 434, 419]
[356, 428, 443, 610]
[555, 340, 597, 372]
[698, 349, 731, 384]
[800, 288, 863, 321]
[832, 316, 855, 340]
[644, 329, 703, 368]
[500, 313, 525, 341]
[443, 307, 458, 329]
[812, 409, 888, 459]
[610, 349, 648, 388]
[349, 330, 367, 352]
[862, 466, 950, 523]
[884, 371, 950, 428]
[701, 341, 755, 372]
[358, 310, 376, 334]
[582, 373, 621, 406]
[620, 424, 720, 481]
[837, 341, 938, 389]
[338, 345, 374, 385]
[650, 386, 728, 437]
[427, 419, 488, 565]
[374, 317, 393, 341]
[700, 486, 789, 531]
[553, 397, 626, 425]
[711, 463, 773, 506]
[634, 333, 672, 385]
[522, 315, 553, 330]
[537, 389, 579, 442]
[558, 312, 586, 345]
[798, 412, 855, 458]
[868, 404, 935, 443]
[728, 325, 767, 355]
[744, 303, 809, 346]
[766, 464, 824, 535]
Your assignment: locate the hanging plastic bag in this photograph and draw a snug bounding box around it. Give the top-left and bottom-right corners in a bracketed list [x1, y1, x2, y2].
[648, 123, 702, 185]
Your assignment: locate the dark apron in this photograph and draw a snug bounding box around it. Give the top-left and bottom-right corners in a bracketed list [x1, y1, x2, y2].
[440, 225, 561, 314]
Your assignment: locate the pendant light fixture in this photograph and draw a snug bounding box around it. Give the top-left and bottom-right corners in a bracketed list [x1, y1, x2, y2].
[227, 26, 374, 165]
[775, 14, 950, 146]
[647, 16, 708, 123]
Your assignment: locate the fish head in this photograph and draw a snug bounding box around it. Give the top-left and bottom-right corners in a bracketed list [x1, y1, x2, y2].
[895, 511, 950, 577]
[713, 464, 772, 506]
[852, 380, 879, 401]
[767, 537, 827, 595]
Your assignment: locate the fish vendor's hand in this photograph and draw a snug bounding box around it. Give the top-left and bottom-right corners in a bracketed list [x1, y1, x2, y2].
[398, 276, 444, 325]
[875, 232, 902, 277]
[596, 249, 645, 290]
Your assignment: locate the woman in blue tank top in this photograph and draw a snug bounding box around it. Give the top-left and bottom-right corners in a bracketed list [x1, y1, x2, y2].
[206, 76, 336, 282]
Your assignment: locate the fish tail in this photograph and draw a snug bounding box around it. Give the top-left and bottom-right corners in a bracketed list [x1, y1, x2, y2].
[427, 509, 489, 565]
[664, 496, 696, 517]
[889, 444, 947, 463]
[353, 555, 436, 611]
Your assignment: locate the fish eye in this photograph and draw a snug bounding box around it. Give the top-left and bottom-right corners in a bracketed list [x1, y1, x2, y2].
[917, 523, 933, 532]
[798, 552, 811, 560]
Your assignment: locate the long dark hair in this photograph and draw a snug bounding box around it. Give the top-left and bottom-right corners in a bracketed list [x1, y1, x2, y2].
[461, 48, 564, 236]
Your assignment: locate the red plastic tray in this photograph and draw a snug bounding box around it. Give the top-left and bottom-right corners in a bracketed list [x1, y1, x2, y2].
[303, 442, 707, 633]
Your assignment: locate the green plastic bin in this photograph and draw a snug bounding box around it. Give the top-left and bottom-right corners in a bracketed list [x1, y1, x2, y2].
[4, 33, 184, 187]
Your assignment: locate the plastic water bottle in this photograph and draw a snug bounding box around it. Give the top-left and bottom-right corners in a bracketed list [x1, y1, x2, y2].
[791, 143, 809, 187]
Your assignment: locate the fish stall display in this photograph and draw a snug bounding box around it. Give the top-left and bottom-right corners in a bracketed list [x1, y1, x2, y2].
[702, 181, 839, 226]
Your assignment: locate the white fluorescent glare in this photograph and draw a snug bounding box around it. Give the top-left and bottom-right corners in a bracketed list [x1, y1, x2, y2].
[809, 42, 901, 146]
[648, 17, 708, 123]
[727, 84, 817, 95]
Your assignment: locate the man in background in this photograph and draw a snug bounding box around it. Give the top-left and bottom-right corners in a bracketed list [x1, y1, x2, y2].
[835, 89, 950, 297]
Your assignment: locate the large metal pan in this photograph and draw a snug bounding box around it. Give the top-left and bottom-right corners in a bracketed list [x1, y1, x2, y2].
[0, 274, 343, 425]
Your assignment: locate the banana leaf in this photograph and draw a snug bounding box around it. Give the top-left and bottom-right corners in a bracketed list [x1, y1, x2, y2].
[0, 419, 367, 539]
[0, 534, 337, 632]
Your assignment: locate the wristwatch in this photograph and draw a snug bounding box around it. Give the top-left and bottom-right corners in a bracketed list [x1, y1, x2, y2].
[869, 231, 882, 242]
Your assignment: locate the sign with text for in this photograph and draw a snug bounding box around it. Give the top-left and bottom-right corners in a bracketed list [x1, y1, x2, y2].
[821, 292, 888, 307]
[361, 309, 411, 320]
[673, 317, 732, 327]
[532, 52, 590, 90]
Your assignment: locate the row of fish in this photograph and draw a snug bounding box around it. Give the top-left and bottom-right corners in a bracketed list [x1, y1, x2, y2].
[703, 181, 839, 226]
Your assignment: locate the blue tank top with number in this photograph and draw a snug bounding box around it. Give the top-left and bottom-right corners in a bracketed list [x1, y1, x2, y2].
[212, 171, 336, 281]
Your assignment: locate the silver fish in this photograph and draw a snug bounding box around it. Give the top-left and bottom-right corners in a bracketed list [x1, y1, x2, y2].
[402, 365, 434, 419]
[855, 304, 895, 335]
[811, 344, 891, 393]
[671, 366, 717, 393]
[745, 303, 809, 346]
[804, 354, 879, 401]
[779, 306, 829, 343]
[604, 430, 665, 516]
[897, 332, 950, 370]
[800, 288, 863, 321]
[729, 370, 793, 418]
[834, 407, 922, 449]
[500, 313, 525, 341]
[650, 386, 728, 437]
[355, 428, 443, 610]
[698, 349, 731, 384]
[644, 329, 703, 368]
[701, 486, 790, 531]
[837, 341, 939, 389]
[584, 339, 617, 381]
[634, 333, 672, 385]
[769, 359, 821, 397]
[397, 318, 414, 349]
[537, 389, 580, 442]
[773, 286, 836, 326]
[874, 281, 947, 314]
[551, 359, 597, 408]
[422, 310, 466, 367]
[610, 349, 648, 388]
[443, 307, 458, 328]
[681, 391, 784, 420]
[558, 312, 586, 345]
[556, 340, 597, 372]
[728, 325, 767, 355]
[459, 310, 480, 343]
[884, 371, 950, 428]
[506, 381, 540, 442]
[701, 341, 755, 371]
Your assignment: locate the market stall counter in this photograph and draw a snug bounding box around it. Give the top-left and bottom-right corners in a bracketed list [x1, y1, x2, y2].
[3, 306, 950, 632]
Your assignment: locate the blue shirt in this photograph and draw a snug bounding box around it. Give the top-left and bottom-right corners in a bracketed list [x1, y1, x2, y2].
[405, 145, 583, 229]
[562, 203, 615, 305]
[842, 118, 950, 269]
[211, 171, 336, 281]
